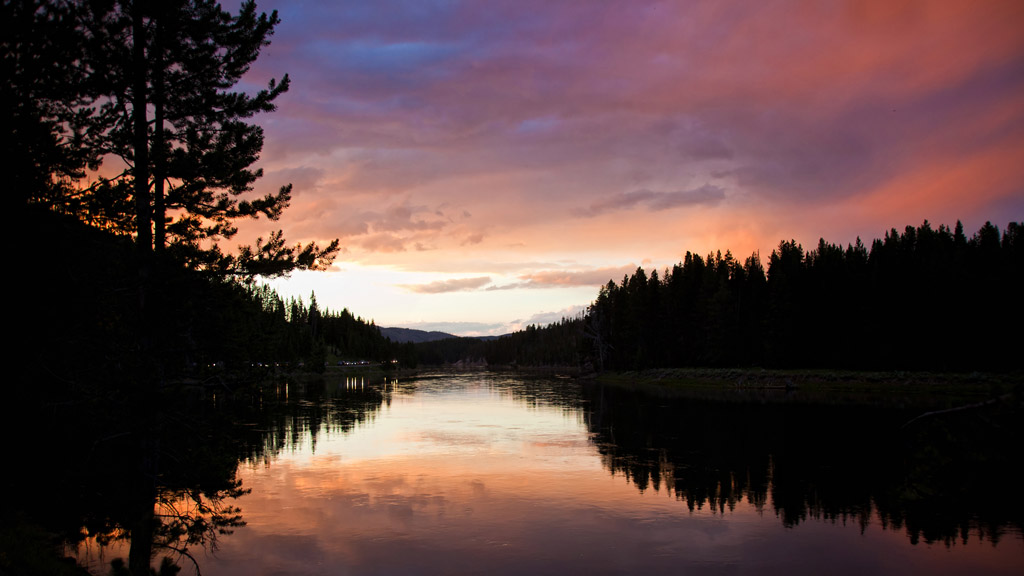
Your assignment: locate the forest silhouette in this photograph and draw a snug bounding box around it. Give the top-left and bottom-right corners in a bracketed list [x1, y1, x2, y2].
[585, 219, 1023, 371]
[418, 219, 1023, 372]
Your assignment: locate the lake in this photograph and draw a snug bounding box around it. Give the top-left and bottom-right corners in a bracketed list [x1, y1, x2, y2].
[74, 372, 1023, 575]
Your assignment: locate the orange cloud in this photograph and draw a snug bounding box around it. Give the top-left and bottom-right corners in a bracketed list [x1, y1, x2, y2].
[399, 276, 493, 294]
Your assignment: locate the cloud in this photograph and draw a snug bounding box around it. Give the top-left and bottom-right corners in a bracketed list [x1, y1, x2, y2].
[394, 264, 637, 295]
[399, 276, 493, 294]
[487, 264, 639, 290]
[246, 0, 1024, 331]
[263, 165, 325, 195]
[524, 264, 641, 286]
[395, 321, 508, 337]
[359, 233, 407, 253]
[366, 201, 447, 233]
[483, 303, 589, 334]
[293, 199, 453, 253]
[519, 305, 588, 327]
[460, 232, 485, 246]
[575, 185, 725, 217]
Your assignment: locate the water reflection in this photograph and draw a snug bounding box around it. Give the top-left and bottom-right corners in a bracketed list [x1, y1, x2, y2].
[195, 373, 1021, 575]
[59, 374, 396, 574]
[240, 377, 392, 463]
[584, 382, 1024, 547]
[47, 372, 1024, 575]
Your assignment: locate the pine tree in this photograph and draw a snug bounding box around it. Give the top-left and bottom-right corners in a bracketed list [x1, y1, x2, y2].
[10, 5, 341, 573]
[30, 0, 338, 276]
[4, 0, 106, 212]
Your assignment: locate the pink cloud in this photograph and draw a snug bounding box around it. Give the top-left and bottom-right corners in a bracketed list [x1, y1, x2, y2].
[485, 265, 641, 291]
[359, 233, 407, 253]
[399, 277, 493, 294]
[460, 232, 485, 246]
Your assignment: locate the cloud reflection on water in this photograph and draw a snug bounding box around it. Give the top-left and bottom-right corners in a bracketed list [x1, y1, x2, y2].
[190, 376, 1022, 576]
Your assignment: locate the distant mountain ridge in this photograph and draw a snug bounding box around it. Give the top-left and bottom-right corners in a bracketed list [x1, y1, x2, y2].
[380, 327, 458, 343]
[381, 327, 503, 343]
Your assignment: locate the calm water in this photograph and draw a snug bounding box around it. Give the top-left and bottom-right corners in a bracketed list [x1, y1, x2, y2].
[76, 372, 1023, 575]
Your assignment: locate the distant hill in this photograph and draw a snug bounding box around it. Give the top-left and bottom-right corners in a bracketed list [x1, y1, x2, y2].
[380, 327, 458, 343]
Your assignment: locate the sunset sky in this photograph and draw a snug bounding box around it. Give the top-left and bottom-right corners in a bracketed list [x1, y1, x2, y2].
[233, 0, 1024, 336]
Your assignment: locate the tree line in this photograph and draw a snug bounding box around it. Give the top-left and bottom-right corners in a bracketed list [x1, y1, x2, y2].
[585, 220, 1023, 371]
[240, 284, 417, 371]
[414, 315, 585, 368]
[421, 219, 1022, 371]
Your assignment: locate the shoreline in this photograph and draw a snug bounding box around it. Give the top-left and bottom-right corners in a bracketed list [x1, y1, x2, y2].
[585, 367, 1024, 407]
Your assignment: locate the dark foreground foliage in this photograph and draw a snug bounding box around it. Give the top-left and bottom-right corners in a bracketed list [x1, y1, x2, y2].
[5, 1, 390, 572]
[5, 209, 403, 574]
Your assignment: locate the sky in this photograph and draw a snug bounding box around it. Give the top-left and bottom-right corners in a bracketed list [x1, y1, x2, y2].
[227, 0, 1024, 336]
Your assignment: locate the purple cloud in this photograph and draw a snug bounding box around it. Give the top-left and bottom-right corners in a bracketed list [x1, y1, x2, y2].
[575, 185, 725, 217]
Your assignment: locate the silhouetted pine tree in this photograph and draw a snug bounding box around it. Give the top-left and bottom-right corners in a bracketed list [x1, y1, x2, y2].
[582, 220, 1022, 372]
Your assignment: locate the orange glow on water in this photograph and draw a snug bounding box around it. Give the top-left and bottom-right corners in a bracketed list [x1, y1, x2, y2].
[175, 377, 1024, 575]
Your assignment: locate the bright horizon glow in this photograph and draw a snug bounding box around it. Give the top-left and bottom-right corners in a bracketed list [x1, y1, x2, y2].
[265, 262, 615, 337]
[230, 0, 1024, 335]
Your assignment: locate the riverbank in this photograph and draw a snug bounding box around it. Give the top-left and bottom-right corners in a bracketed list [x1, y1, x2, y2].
[588, 367, 1024, 407]
[280, 365, 1023, 410]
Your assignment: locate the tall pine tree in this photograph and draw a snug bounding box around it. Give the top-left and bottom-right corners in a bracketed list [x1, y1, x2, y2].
[25, 0, 338, 276]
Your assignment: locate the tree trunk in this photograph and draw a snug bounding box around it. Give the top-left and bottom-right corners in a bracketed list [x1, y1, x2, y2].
[128, 435, 159, 576]
[153, 10, 166, 254]
[130, 9, 156, 572]
[132, 2, 151, 256]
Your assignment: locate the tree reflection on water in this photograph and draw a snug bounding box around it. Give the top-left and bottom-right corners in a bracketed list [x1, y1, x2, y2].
[6, 372, 1021, 574]
[6, 373, 393, 575]
[583, 382, 1024, 546]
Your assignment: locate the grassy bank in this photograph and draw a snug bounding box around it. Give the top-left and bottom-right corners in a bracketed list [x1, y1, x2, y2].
[590, 367, 1024, 407]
